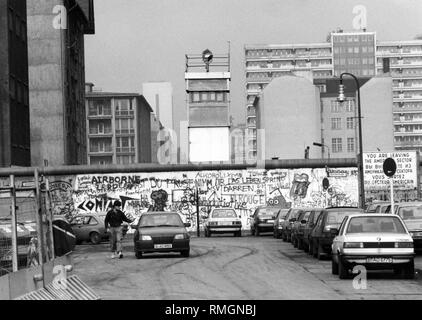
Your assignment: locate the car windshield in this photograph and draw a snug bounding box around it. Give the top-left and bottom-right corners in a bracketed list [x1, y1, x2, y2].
[212, 209, 237, 218]
[258, 208, 279, 217]
[398, 206, 422, 220]
[139, 214, 183, 227]
[346, 216, 407, 234]
[366, 204, 378, 213]
[327, 210, 362, 224]
[290, 210, 303, 219]
[279, 210, 289, 219]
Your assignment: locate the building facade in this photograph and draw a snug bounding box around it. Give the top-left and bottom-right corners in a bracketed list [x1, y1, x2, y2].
[245, 30, 422, 159]
[85, 84, 154, 165]
[255, 75, 394, 160]
[185, 50, 231, 162]
[142, 82, 174, 130]
[0, 0, 30, 167]
[27, 0, 95, 167]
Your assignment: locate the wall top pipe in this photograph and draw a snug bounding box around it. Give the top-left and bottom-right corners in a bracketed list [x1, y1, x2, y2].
[0, 159, 358, 177]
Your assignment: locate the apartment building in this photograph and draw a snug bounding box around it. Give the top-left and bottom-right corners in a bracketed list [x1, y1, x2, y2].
[245, 30, 422, 159]
[85, 84, 154, 165]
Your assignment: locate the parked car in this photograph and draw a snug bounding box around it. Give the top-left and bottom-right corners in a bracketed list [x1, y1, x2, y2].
[365, 201, 393, 213]
[309, 207, 364, 260]
[280, 208, 305, 242]
[393, 201, 422, 250]
[0, 219, 37, 275]
[303, 208, 324, 254]
[132, 211, 191, 258]
[69, 213, 129, 244]
[273, 209, 290, 239]
[204, 208, 242, 237]
[291, 209, 313, 249]
[331, 213, 415, 279]
[250, 206, 279, 236]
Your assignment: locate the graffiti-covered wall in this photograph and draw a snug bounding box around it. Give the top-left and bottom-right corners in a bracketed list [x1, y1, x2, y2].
[45, 168, 358, 230]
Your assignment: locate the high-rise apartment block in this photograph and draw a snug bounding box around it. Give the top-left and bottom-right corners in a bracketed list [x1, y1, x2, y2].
[0, 0, 30, 167]
[245, 30, 422, 159]
[85, 84, 155, 165]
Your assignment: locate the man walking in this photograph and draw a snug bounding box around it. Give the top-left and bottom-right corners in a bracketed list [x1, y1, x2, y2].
[105, 200, 133, 259]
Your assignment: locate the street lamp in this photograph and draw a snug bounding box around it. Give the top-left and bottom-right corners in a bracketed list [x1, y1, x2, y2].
[313, 142, 330, 159]
[337, 73, 365, 209]
[202, 49, 213, 72]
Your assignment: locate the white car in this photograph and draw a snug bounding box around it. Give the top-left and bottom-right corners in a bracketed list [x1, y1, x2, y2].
[331, 214, 415, 279]
[204, 208, 242, 237]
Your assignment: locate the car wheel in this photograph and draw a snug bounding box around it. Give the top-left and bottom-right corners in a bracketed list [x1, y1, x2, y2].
[76, 239, 82, 245]
[338, 256, 349, 279]
[181, 249, 190, 258]
[237, 231, 242, 237]
[298, 239, 303, 250]
[303, 240, 309, 252]
[135, 251, 143, 259]
[276, 231, 281, 239]
[403, 260, 415, 279]
[308, 240, 313, 255]
[90, 232, 101, 245]
[312, 241, 318, 258]
[293, 237, 298, 248]
[317, 243, 324, 260]
[332, 256, 339, 275]
[256, 228, 260, 236]
[282, 232, 287, 242]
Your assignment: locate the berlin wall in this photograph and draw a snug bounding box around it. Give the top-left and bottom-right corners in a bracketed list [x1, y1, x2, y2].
[36, 167, 359, 231]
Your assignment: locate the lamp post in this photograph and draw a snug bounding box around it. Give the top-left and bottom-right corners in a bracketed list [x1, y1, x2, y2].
[338, 73, 365, 209]
[313, 142, 330, 159]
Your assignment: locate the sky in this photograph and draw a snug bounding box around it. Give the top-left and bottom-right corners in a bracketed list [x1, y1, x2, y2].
[85, 0, 422, 135]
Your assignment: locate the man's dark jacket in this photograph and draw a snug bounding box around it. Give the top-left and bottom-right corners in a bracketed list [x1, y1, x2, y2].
[105, 209, 132, 228]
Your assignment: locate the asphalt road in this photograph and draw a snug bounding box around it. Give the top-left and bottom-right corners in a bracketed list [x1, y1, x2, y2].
[73, 232, 422, 300]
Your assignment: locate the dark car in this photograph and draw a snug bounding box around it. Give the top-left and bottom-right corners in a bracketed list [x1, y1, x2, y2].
[273, 209, 290, 239]
[309, 207, 364, 260]
[291, 209, 313, 250]
[250, 206, 280, 236]
[133, 211, 191, 258]
[281, 208, 305, 242]
[302, 208, 324, 254]
[365, 201, 392, 213]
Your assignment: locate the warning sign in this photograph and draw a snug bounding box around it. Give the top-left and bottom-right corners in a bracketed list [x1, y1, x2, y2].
[363, 152, 418, 190]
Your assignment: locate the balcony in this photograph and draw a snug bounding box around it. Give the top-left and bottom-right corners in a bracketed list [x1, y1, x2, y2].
[116, 147, 136, 154]
[394, 139, 422, 147]
[377, 48, 422, 57]
[88, 147, 113, 155]
[115, 129, 135, 136]
[392, 84, 422, 91]
[393, 95, 422, 102]
[394, 129, 422, 136]
[393, 117, 422, 124]
[87, 113, 112, 119]
[88, 129, 113, 137]
[115, 110, 135, 118]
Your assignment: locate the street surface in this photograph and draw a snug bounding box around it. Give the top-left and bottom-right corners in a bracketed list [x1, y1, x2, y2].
[73, 233, 422, 300]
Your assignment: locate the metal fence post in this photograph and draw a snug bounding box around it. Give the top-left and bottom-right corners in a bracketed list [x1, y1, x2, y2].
[33, 169, 45, 266]
[10, 175, 18, 272]
[45, 178, 55, 260]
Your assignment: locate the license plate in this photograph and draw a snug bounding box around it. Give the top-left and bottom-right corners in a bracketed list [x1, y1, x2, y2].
[218, 221, 231, 226]
[366, 257, 393, 263]
[267, 220, 274, 224]
[154, 244, 172, 249]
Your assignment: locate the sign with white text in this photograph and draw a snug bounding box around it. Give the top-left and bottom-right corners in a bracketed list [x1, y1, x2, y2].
[363, 152, 418, 190]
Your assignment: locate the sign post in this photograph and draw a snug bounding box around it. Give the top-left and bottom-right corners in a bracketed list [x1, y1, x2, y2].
[383, 157, 397, 214]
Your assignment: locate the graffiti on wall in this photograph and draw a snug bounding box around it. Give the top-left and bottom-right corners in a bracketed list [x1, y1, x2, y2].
[49, 168, 358, 230]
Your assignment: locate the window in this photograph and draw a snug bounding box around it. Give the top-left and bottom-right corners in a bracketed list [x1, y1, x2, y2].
[347, 138, 355, 152]
[347, 117, 354, 129]
[346, 100, 354, 112]
[331, 118, 341, 130]
[115, 99, 131, 111]
[331, 101, 341, 113]
[332, 138, 342, 153]
[192, 92, 200, 102]
[216, 92, 224, 102]
[354, 47, 359, 53]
